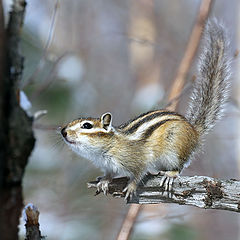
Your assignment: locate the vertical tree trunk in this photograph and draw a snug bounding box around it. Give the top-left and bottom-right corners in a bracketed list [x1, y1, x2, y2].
[0, 0, 7, 188]
[0, 1, 35, 239]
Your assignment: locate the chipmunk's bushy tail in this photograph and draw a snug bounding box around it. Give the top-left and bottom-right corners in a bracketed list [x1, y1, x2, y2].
[186, 20, 231, 136]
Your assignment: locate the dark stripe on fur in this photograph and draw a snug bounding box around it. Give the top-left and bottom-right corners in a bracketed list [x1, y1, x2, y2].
[118, 110, 156, 129]
[120, 111, 182, 135]
[142, 119, 179, 139]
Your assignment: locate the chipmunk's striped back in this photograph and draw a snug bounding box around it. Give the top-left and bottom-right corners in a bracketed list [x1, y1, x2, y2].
[118, 110, 185, 140]
[115, 109, 199, 171]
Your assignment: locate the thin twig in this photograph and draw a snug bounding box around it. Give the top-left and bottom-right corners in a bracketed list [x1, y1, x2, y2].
[30, 52, 68, 100]
[164, 75, 195, 109]
[43, 0, 59, 53]
[167, 0, 213, 111]
[116, 205, 142, 240]
[33, 123, 59, 131]
[24, 0, 59, 87]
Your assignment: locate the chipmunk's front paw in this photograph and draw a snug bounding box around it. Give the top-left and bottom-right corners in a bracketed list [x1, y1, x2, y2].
[96, 178, 111, 195]
[123, 181, 137, 201]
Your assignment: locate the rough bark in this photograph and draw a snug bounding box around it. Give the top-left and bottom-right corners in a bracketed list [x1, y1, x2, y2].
[4, 0, 35, 186]
[0, 1, 35, 240]
[0, 186, 23, 240]
[0, 0, 7, 188]
[88, 174, 240, 213]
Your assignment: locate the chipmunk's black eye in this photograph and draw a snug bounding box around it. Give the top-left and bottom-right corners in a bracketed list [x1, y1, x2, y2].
[82, 122, 93, 129]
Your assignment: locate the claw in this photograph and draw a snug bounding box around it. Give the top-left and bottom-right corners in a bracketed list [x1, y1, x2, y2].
[160, 171, 179, 197]
[123, 181, 137, 201]
[159, 175, 167, 190]
[96, 178, 111, 195]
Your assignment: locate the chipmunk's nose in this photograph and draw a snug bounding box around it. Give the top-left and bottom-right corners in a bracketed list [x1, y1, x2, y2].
[61, 127, 67, 138]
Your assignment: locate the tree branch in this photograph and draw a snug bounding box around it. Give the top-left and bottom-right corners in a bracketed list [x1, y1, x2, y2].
[88, 174, 240, 213]
[23, 203, 43, 240]
[167, 0, 213, 111]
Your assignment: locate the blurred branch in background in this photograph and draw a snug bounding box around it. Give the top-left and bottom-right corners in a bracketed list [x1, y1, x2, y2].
[23, 0, 59, 87]
[33, 123, 59, 131]
[88, 175, 240, 213]
[30, 52, 69, 100]
[167, 0, 213, 111]
[164, 75, 195, 109]
[116, 204, 141, 240]
[116, 1, 213, 239]
[0, 0, 35, 239]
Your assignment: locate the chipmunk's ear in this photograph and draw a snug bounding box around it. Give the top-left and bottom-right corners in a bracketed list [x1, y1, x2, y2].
[100, 112, 112, 131]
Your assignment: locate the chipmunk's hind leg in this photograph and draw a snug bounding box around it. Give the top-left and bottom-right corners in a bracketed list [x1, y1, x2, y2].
[123, 180, 137, 201]
[159, 170, 179, 195]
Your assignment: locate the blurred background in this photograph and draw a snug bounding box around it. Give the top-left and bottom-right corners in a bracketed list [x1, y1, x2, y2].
[2, 0, 240, 239]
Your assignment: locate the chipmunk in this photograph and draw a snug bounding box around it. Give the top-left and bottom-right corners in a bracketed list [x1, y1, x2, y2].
[60, 20, 231, 199]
